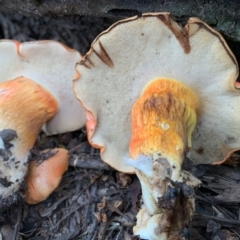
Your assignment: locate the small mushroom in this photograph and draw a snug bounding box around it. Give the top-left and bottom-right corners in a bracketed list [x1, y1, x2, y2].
[25, 148, 69, 205]
[74, 13, 240, 239]
[0, 40, 85, 207]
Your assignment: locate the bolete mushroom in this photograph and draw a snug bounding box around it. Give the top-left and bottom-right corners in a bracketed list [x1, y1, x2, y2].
[74, 13, 240, 239]
[25, 148, 69, 205]
[0, 40, 85, 208]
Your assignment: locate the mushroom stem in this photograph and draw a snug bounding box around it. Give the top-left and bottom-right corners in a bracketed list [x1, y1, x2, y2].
[130, 78, 198, 169]
[127, 78, 200, 236]
[0, 77, 57, 199]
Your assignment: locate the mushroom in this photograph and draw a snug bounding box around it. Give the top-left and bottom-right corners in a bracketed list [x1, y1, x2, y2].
[25, 148, 69, 205]
[73, 13, 240, 239]
[0, 40, 85, 208]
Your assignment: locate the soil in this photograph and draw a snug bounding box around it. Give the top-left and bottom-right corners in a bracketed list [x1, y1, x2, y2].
[0, 12, 240, 240]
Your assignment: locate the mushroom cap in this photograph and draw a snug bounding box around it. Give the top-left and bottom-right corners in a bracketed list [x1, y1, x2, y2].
[0, 40, 85, 135]
[74, 13, 239, 173]
[25, 148, 69, 205]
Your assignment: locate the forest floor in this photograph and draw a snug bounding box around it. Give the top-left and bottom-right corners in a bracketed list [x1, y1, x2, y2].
[0, 12, 240, 240]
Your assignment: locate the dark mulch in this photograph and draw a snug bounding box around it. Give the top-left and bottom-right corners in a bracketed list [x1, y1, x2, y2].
[0, 12, 240, 240]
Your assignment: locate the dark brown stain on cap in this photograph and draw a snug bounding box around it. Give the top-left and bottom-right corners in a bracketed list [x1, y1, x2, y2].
[93, 41, 114, 68]
[195, 147, 204, 155]
[80, 55, 95, 69]
[157, 14, 191, 54]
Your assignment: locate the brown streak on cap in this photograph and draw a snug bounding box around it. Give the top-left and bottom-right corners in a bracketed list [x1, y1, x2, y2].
[157, 15, 190, 54]
[93, 41, 114, 68]
[80, 60, 91, 69]
[80, 56, 95, 69]
[86, 56, 95, 67]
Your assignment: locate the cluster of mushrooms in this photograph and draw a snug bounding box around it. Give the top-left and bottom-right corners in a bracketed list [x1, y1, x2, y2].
[0, 12, 240, 240]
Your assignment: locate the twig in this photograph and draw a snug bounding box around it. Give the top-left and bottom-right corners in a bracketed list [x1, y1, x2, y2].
[69, 142, 87, 154]
[69, 155, 112, 171]
[192, 214, 240, 228]
[13, 199, 22, 240]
